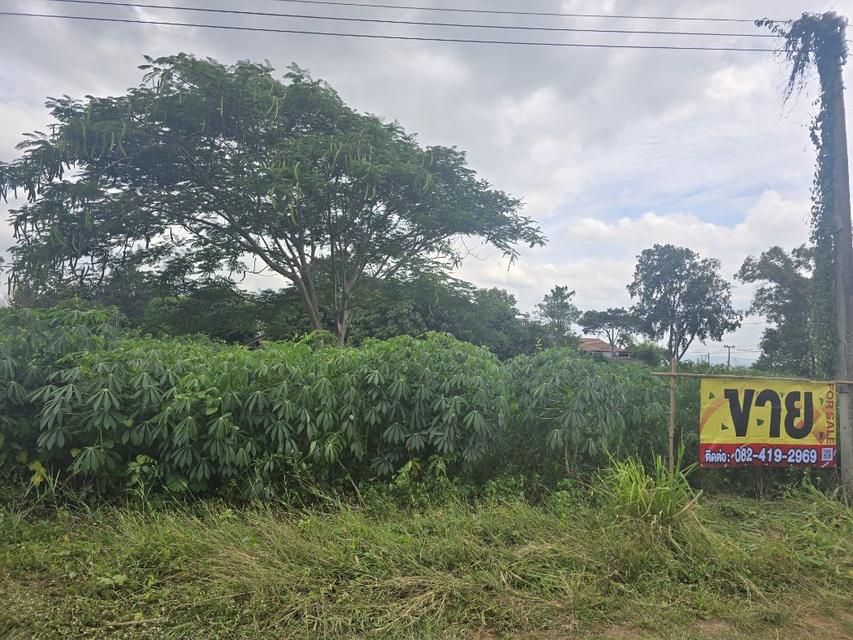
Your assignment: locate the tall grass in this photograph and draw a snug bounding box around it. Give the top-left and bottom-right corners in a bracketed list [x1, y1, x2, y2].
[603, 455, 700, 531]
[1, 489, 850, 639]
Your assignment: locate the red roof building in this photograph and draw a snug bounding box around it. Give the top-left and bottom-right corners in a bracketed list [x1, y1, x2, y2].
[579, 337, 631, 359]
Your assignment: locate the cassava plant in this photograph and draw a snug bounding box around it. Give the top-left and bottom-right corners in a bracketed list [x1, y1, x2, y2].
[0, 306, 121, 482]
[26, 325, 508, 494]
[504, 348, 668, 477]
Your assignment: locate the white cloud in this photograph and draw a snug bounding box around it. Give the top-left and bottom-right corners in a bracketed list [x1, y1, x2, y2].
[706, 64, 771, 104]
[1, 0, 849, 365]
[570, 190, 808, 264]
[0, 103, 47, 157]
[456, 189, 811, 359]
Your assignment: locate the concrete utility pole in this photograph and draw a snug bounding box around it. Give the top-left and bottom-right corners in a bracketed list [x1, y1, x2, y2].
[825, 31, 853, 497]
[724, 345, 735, 370]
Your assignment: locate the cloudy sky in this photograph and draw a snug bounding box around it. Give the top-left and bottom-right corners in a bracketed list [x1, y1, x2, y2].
[1, 0, 851, 363]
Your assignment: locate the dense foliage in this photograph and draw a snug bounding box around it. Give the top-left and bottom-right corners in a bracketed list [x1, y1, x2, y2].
[5, 323, 509, 494]
[9, 262, 567, 358]
[759, 12, 849, 377]
[628, 243, 741, 361]
[0, 307, 121, 472]
[737, 245, 816, 376]
[344, 273, 552, 359]
[505, 349, 667, 474]
[1, 308, 671, 496]
[1, 54, 543, 344]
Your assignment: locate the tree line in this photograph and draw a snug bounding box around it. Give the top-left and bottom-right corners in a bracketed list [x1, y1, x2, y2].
[0, 54, 813, 373]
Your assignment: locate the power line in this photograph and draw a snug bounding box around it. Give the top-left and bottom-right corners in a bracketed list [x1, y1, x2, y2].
[38, 0, 778, 38]
[261, 0, 771, 24]
[685, 351, 759, 356]
[0, 11, 780, 51]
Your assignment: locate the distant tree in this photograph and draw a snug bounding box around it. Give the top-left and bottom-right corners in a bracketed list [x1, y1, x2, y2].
[628, 244, 741, 361]
[536, 285, 580, 344]
[140, 281, 258, 343]
[580, 307, 636, 349]
[345, 272, 545, 358]
[9, 263, 176, 319]
[0, 54, 544, 345]
[736, 245, 815, 376]
[626, 339, 668, 367]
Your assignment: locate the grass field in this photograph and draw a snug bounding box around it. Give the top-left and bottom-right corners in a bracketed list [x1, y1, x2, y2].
[1, 484, 850, 639]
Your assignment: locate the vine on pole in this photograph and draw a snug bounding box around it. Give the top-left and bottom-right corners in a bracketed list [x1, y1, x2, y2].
[760, 12, 853, 495]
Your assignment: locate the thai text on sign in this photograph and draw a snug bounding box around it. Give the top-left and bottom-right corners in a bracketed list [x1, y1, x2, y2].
[699, 377, 837, 468]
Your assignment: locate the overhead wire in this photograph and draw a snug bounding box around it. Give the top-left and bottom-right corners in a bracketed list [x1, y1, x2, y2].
[0, 11, 782, 51]
[36, 0, 779, 38]
[0, 3, 790, 352]
[260, 0, 773, 23]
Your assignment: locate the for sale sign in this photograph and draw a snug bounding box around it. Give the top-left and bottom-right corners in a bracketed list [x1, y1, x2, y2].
[699, 377, 837, 468]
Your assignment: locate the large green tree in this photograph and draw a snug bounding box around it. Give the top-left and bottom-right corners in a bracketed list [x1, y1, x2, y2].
[0, 54, 543, 344]
[628, 244, 741, 361]
[737, 245, 815, 376]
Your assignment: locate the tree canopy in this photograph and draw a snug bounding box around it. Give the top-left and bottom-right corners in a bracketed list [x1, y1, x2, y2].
[737, 245, 815, 376]
[0, 54, 544, 344]
[536, 285, 580, 344]
[628, 244, 740, 361]
[580, 307, 635, 349]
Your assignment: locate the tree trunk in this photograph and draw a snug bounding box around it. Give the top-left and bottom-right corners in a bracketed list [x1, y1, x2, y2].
[335, 309, 349, 347]
[333, 266, 364, 347]
[294, 271, 323, 332]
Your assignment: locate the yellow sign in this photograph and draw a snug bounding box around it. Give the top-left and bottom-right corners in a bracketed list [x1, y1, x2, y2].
[699, 377, 837, 468]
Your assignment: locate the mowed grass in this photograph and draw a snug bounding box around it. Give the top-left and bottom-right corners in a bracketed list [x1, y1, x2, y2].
[0, 488, 850, 639]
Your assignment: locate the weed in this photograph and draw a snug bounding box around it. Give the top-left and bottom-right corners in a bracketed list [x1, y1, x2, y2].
[603, 455, 700, 532]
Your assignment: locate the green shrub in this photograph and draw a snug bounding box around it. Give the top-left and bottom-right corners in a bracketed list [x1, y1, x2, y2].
[0, 306, 121, 483]
[24, 327, 508, 495]
[503, 348, 668, 477]
[15, 308, 818, 502]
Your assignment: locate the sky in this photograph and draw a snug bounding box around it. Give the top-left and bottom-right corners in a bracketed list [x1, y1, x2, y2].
[1, 0, 851, 364]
